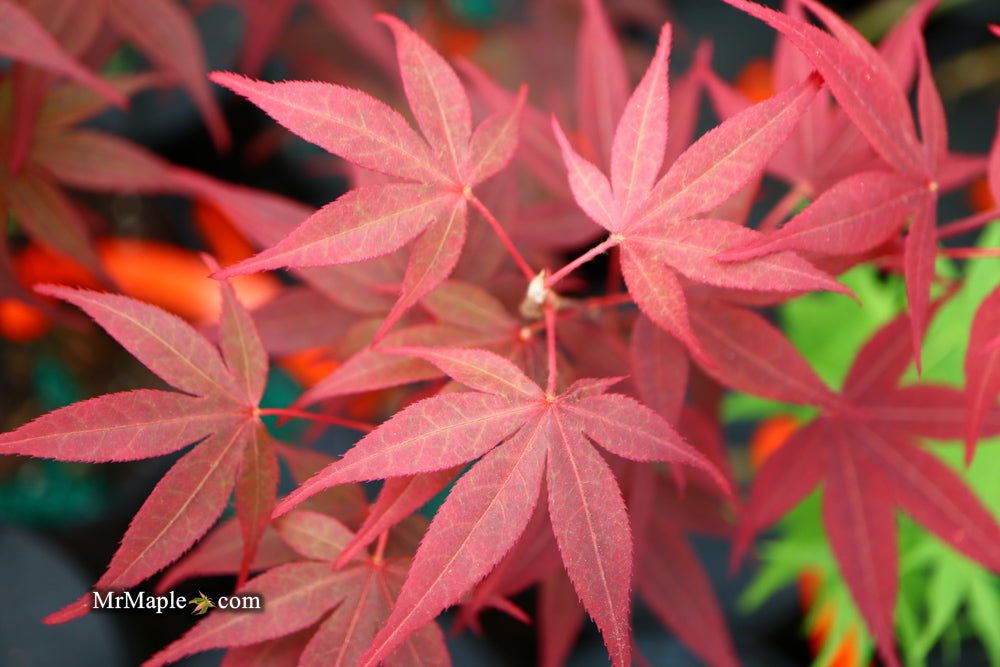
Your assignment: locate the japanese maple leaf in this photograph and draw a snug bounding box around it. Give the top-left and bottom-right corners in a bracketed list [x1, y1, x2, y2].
[456, 1, 707, 213]
[702, 0, 979, 206]
[0, 263, 282, 623]
[734, 311, 1000, 667]
[210, 13, 526, 342]
[627, 461, 738, 667]
[145, 511, 450, 667]
[1, 67, 313, 282]
[624, 327, 738, 667]
[551, 22, 847, 361]
[717, 0, 969, 368]
[447, 337, 738, 667]
[967, 286, 1000, 456]
[0, 0, 125, 109]
[7, 0, 228, 168]
[272, 346, 728, 667]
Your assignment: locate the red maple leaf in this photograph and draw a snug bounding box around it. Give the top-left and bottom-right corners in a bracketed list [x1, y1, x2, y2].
[734, 310, 1000, 667]
[211, 14, 527, 342]
[549, 22, 847, 363]
[272, 345, 729, 667]
[0, 261, 345, 622]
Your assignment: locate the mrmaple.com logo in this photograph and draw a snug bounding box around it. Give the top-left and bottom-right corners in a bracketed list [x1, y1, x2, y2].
[91, 590, 263, 615]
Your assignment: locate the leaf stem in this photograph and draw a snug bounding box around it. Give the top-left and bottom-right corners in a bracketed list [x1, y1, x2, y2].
[372, 530, 389, 563]
[545, 304, 558, 395]
[256, 408, 376, 432]
[544, 236, 620, 290]
[523, 293, 634, 335]
[758, 182, 811, 232]
[937, 209, 999, 240]
[466, 192, 536, 280]
[938, 247, 1000, 259]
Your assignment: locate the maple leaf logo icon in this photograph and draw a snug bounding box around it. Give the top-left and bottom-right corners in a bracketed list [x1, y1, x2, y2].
[188, 592, 215, 616]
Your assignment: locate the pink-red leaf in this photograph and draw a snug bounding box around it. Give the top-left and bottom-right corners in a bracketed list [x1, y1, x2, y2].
[915, 34, 947, 172]
[274, 395, 537, 516]
[384, 346, 542, 400]
[465, 85, 526, 186]
[552, 117, 618, 231]
[566, 393, 725, 490]
[94, 424, 248, 595]
[0, 390, 232, 462]
[213, 258, 268, 405]
[6, 172, 102, 274]
[108, 0, 229, 150]
[636, 73, 822, 225]
[611, 23, 672, 219]
[547, 412, 632, 667]
[630, 315, 688, 422]
[0, 0, 125, 107]
[156, 519, 297, 593]
[717, 171, 922, 261]
[334, 468, 459, 568]
[222, 628, 313, 667]
[627, 218, 849, 296]
[689, 300, 845, 410]
[358, 415, 547, 666]
[722, 0, 925, 178]
[867, 385, 998, 441]
[209, 73, 445, 184]
[376, 14, 472, 181]
[619, 246, 706, 361]
[539, 569, 586, 667]
[36, 285, 241, 401]
[904, 194, 938, 372]
[822, 431, 900, 667]
[274, 510, 355, 561]
[843, 310, 915, 400]
[145, 562, 354, 667]
[374, 199, 468, 341]
[967, 287, 1000, 456]
[732, 420, 826, 565]
[215, 186, 455, 278]
[34, 130, 176, 194]
[235, 423, 278, 586]
[420, 281, 516, 333]
[577, 0, 630, 168]
[862, 424, 1000, 570]
[637, 515, 738, 667]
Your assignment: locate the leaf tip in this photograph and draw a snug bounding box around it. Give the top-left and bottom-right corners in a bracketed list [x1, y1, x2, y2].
[33, 282, 70, 300]
[373, 12, 404, 32]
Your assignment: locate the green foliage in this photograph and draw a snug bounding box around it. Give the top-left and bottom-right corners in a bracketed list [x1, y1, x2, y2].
[737, 222, 1000, 665]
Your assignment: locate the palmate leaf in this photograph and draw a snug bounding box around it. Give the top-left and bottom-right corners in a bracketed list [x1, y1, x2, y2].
[552, 22, 847, 361]
[211, 14, 526, 341]
[146, 511, 449, 667]
[718, 0, 968, 367]
[0, 270, 284, 621]
[735, 311, 1000, 667]
[272, 347, 726, 667]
